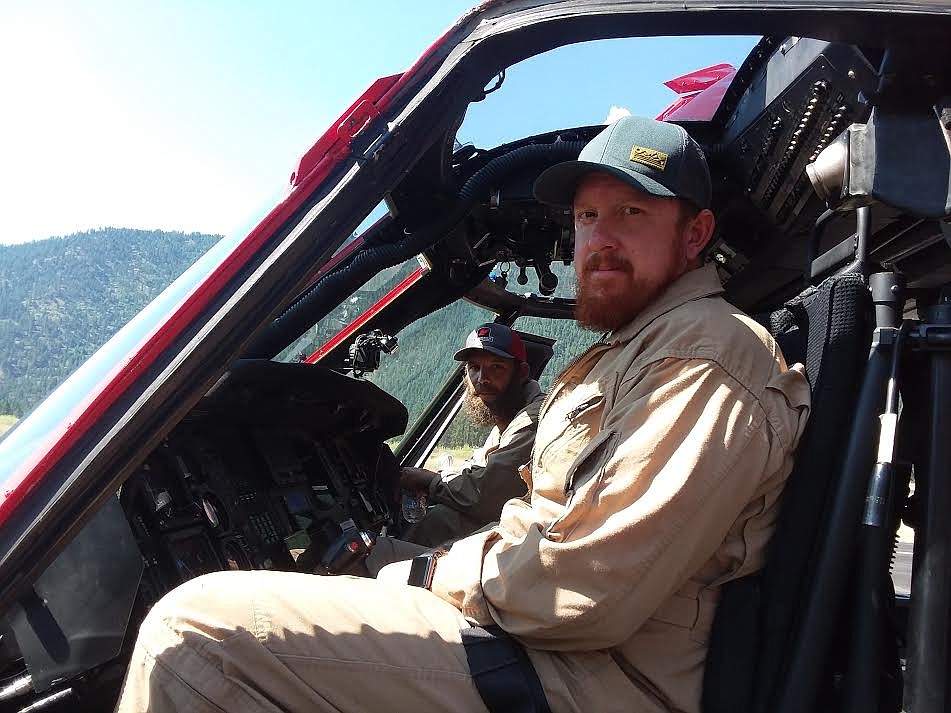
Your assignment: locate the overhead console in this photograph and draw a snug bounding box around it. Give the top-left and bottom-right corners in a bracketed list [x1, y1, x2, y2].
[718, 38, 880, 217]
[119, 360, 407, 606]
[711, 37, 951, 309]
[698, 39, 879, 304]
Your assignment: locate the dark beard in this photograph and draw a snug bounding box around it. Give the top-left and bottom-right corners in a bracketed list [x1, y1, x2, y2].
[462, 374, 525, 427]
[462, 389, 496, 427]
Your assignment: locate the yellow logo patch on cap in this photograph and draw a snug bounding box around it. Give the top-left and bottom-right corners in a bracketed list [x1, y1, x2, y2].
[629, 146, 668, 171]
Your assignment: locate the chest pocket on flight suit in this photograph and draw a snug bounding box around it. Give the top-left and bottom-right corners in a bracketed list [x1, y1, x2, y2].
[536, 388, 605, 469]
[546, 420, 619, 541]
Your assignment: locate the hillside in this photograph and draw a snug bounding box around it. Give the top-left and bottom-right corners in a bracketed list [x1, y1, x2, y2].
[0, 230, 592, 450]
[0, 228, 221, 417]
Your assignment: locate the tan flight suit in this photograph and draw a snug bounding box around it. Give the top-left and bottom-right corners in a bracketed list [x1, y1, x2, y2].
[115, 265, 809, 713]
[366, 381, 545, 572]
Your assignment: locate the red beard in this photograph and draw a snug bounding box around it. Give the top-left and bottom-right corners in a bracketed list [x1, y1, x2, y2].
[575, 252, 641, 332]
[574, 251, 680, 332]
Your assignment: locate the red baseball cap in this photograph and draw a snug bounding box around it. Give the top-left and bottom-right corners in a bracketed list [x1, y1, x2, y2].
[453, 323, 527, 363]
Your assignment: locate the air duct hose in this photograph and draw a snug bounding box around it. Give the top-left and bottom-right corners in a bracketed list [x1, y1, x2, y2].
[246, 140, 585, 358]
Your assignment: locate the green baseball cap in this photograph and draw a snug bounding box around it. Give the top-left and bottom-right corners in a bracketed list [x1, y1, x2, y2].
[533, 115, 712, 209]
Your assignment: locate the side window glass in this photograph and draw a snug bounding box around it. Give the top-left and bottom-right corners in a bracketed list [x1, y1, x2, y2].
[891, 470, 917, 597]
[367, 300, 495, 445]
[273, 200, 397, 363]
[894, 502, 913, 597]
[273, 261, 416, 363]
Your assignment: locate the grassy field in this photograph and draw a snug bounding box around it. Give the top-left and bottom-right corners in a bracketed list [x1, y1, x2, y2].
[0, 414, 18, 436]
[0, 415, 17, 438]
[424, 446, 474, 472]
[385, 442, 477, 472]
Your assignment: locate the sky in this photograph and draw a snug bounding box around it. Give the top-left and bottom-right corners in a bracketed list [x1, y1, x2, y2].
[0, 1, 759, 246]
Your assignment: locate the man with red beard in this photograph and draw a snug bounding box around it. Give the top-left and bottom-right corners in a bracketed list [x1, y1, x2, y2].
[115, 116, 810, 713]
[364, 323, 545, 573]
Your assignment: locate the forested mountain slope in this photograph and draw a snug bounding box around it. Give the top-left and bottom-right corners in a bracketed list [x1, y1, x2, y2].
[0, 230, 593, 450]
[0, 228, 220, 416]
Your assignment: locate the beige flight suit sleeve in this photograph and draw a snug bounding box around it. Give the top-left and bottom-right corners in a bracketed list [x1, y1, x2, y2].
[430, 357, 809, 651]
[427, 412, 535, 524]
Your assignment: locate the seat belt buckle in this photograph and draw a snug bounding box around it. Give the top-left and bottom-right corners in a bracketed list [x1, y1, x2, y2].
[407, 548, 447, 589]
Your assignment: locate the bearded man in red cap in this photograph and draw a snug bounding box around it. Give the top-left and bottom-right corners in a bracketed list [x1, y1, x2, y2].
[366, 322, 545, 573]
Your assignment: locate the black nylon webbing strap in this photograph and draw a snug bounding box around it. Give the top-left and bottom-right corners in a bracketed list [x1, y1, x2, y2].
[461, 625, 552, 713]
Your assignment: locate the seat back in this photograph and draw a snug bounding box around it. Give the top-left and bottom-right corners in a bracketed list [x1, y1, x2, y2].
[518, 331, 556, 382]
[702, 272, 872, 713]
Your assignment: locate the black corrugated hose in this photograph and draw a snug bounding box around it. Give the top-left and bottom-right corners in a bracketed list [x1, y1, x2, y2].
[246, 140, 585, 358]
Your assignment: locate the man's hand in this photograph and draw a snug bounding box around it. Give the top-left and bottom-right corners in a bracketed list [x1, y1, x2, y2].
[400, 467, 439, 493]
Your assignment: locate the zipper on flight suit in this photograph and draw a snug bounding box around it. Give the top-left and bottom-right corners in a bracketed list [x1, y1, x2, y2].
[566, 399, 599, 421]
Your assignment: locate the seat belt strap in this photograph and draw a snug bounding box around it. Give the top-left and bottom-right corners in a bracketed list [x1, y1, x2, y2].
[461, 624, 552, 713]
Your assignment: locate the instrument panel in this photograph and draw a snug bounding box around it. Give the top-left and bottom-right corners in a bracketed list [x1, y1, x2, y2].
[119, 359, 406, 605]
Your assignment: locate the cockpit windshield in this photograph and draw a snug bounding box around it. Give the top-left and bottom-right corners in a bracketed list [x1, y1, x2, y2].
[457, 35, 759, 148]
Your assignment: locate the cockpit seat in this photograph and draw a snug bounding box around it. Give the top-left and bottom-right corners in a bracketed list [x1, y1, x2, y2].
[703, 271, 874, 713]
